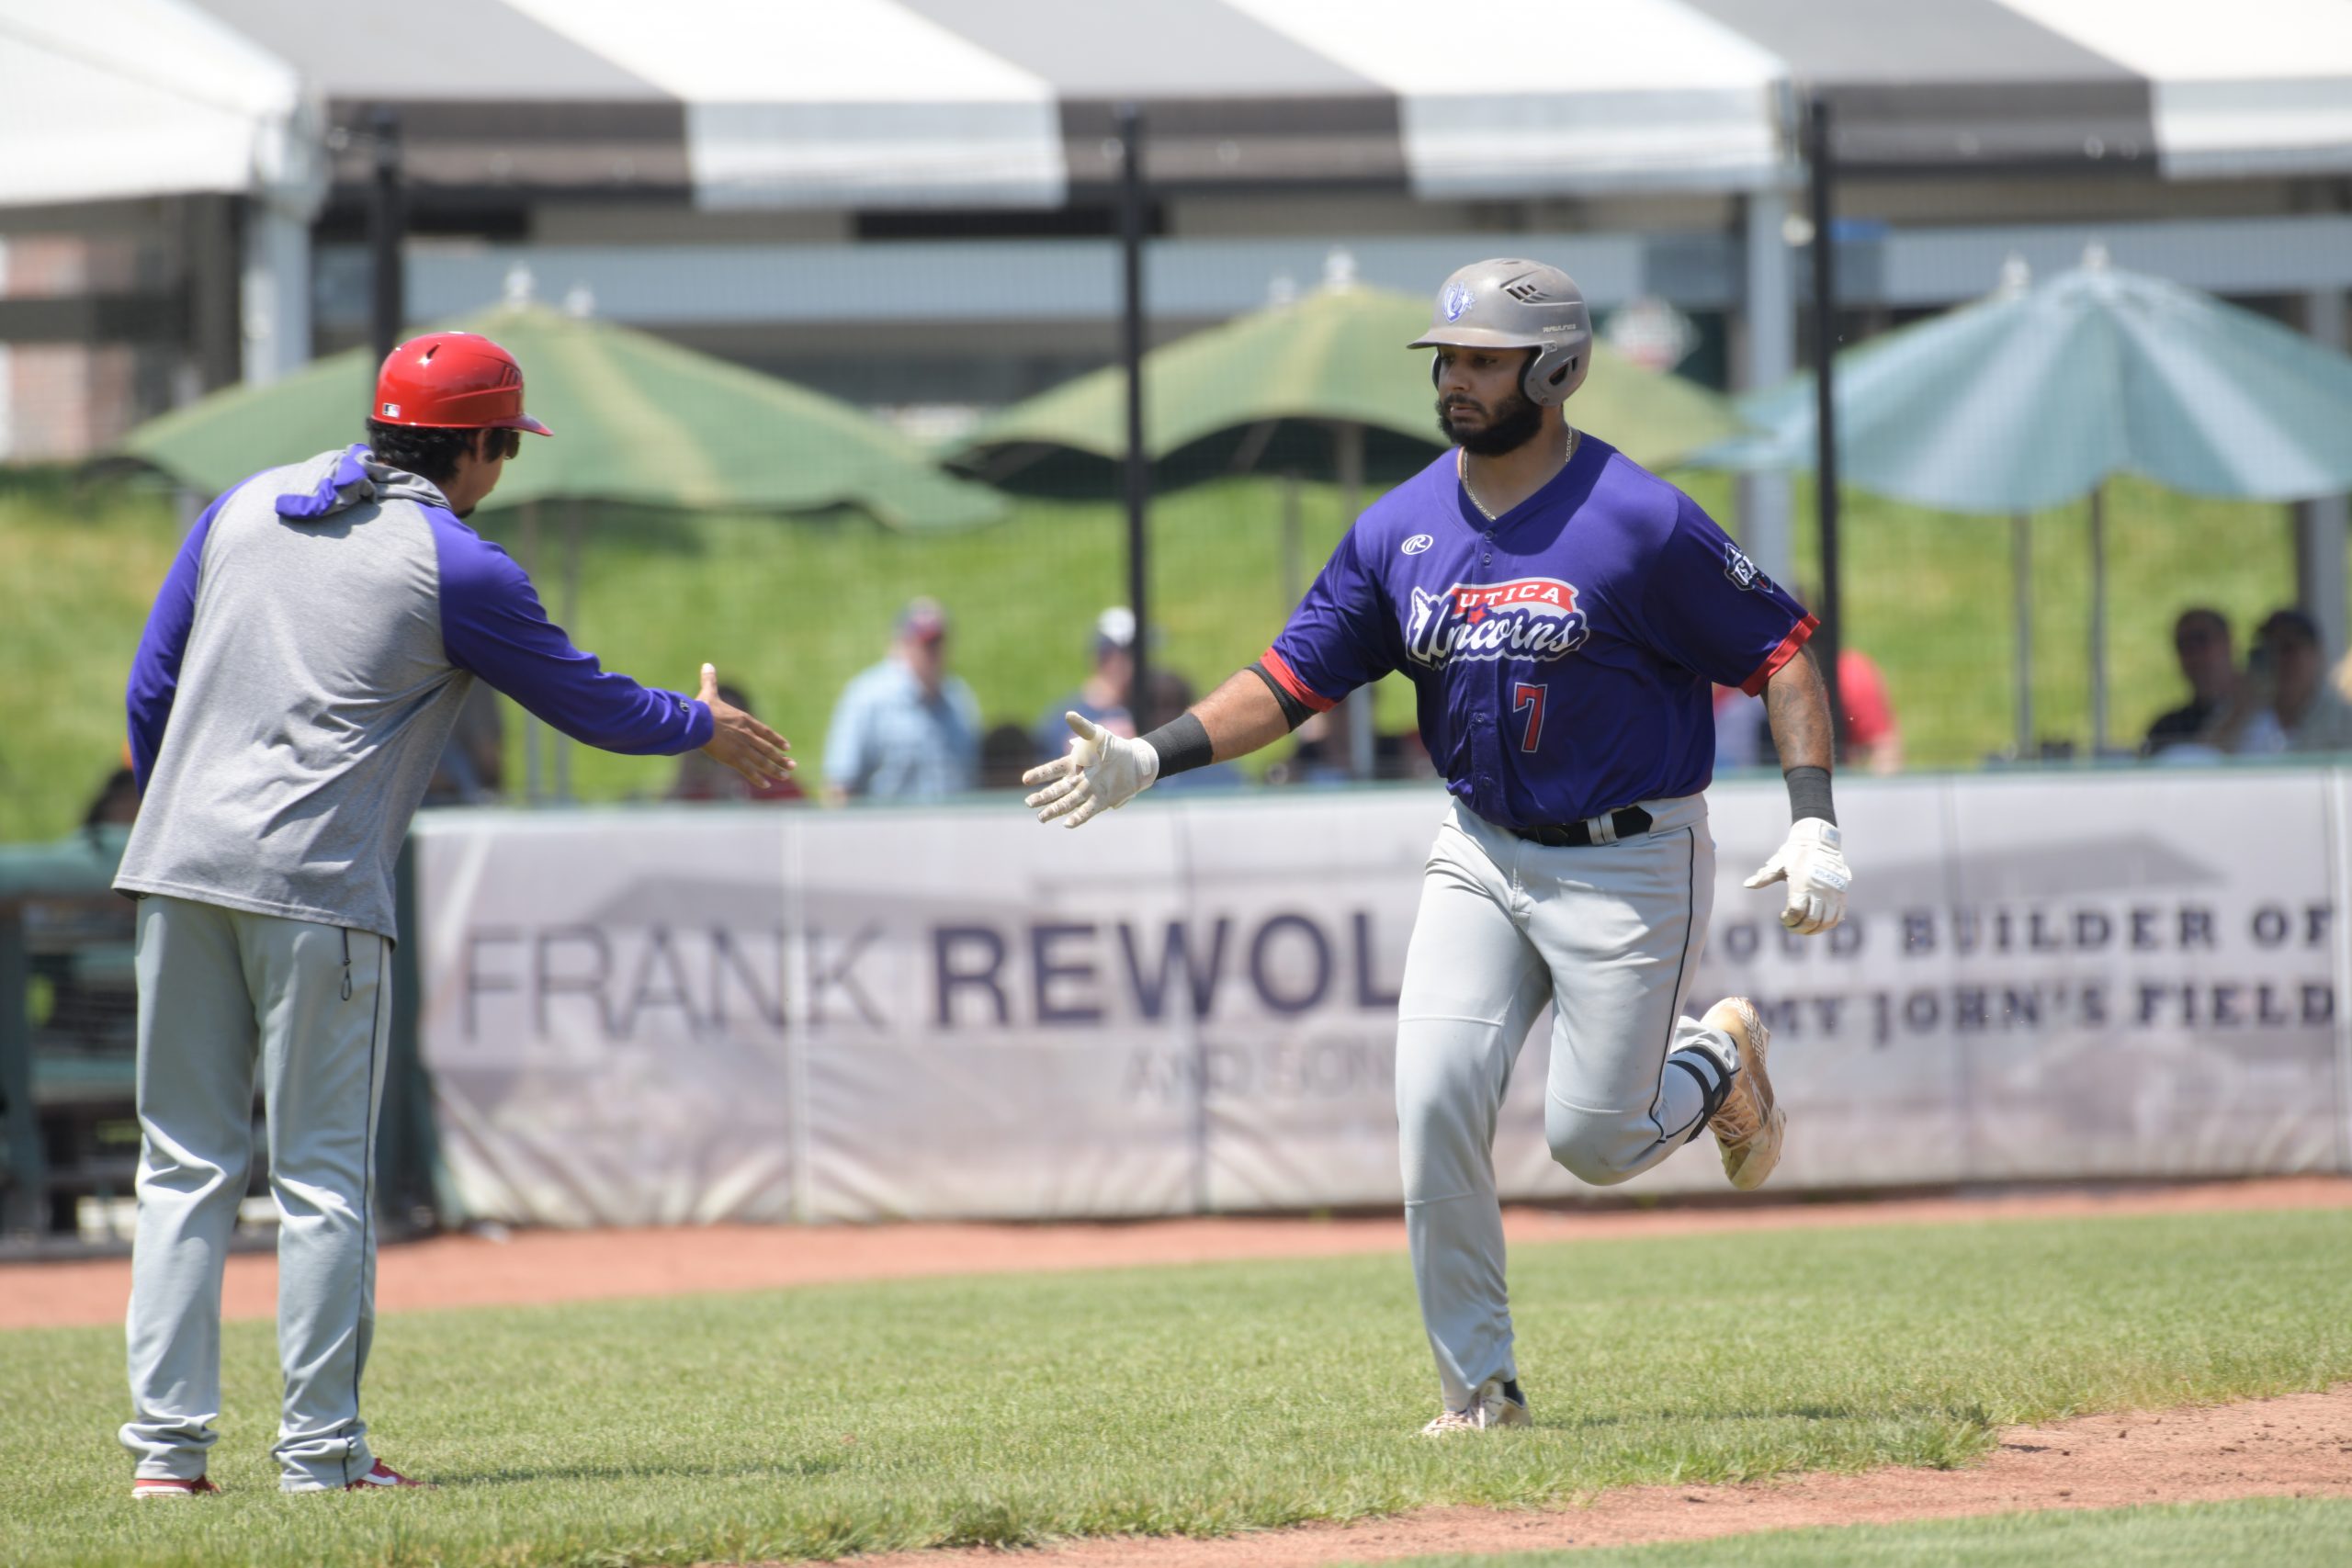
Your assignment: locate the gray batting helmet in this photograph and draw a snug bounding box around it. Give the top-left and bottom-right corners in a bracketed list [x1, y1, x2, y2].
[1408, 258, 1592, 407]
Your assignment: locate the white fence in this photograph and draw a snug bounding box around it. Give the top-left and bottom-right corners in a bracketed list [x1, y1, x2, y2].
[412, 768, 2352, 1225]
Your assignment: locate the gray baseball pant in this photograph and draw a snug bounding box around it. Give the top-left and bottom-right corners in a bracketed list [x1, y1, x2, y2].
[120, 894, 391, 1492]
[1396, 795, 1733, 1411]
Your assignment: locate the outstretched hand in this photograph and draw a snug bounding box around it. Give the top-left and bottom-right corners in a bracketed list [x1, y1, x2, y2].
[695, 663, 794, 786]
[1022, 711, 1157, 829]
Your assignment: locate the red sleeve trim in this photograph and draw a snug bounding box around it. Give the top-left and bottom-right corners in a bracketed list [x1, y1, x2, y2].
[1260, 647, 1338, 713]
[1739, 614, 1818, 698]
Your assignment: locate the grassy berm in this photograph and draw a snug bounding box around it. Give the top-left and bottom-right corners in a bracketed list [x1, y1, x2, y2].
[0, 465, 2299, 843]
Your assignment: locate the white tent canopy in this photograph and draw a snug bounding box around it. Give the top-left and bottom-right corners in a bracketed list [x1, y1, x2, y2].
[0, 0, 319, 208]
[10, 0, 2352, 212]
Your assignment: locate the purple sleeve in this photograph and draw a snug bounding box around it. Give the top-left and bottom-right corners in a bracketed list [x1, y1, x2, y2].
[1265, 525, 1395, 708]
[1638, 495, 1816, 696]
[126, 493, 227, 791]
[432, 512, 714, 756]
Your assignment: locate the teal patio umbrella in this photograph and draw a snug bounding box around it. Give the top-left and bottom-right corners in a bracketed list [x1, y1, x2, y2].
[1700, 253, 2352, 753]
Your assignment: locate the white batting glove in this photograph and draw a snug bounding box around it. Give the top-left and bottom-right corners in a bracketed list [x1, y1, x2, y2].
[1022, 711, 1159, 829]
[1743, 818, 1850, 935]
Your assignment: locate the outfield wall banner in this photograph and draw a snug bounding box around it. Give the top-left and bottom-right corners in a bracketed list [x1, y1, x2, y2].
[412, 769, 2351, 1225]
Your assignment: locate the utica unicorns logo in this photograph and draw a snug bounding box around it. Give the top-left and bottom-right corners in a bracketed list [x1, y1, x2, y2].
[1406, 577, 1590, 668]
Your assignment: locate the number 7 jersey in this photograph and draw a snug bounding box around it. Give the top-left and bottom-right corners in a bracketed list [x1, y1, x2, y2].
[1261, 435, 1816, 829]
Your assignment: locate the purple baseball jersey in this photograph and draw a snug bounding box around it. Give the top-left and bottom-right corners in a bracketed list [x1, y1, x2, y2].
[1265, 436, 1815, 829]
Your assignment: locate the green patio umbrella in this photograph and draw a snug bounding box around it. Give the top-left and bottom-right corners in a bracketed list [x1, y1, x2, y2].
[115, 304, 1006, 797]
[1697, 253, 2352, 755]
[119, 303, 1006, 529]
[951, 283, 1744, 493]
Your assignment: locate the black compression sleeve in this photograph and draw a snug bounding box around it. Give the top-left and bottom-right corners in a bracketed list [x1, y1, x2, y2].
[1143, 712, 1215, 779]
[1784, 764, 1837, 826]
[1245, 661, 1314, 730]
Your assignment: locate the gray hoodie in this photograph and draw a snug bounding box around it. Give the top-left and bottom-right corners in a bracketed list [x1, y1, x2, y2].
[118, 445, 711, 940]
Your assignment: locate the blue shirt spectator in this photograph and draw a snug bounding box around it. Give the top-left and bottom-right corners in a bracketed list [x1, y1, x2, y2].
[824, 597, 981, 801]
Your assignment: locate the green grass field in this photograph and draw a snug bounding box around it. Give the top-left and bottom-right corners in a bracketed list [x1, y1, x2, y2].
[4, 1207, 2348, 1568]
[0, 465, 2301, 843]
[1388, 1497, 2352, 1568]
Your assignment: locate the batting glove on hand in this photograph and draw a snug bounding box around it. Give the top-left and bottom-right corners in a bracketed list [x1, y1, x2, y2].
[1022, 711, 1158, 829]
[1744, 818, 1850, 935]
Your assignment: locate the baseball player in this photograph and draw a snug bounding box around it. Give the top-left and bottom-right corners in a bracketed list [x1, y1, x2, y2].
[114, 332, 793, 1495]
[1023, 260, 1850, 1435]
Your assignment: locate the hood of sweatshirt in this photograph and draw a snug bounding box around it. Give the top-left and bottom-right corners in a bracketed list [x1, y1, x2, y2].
[273, 443, 451, 522]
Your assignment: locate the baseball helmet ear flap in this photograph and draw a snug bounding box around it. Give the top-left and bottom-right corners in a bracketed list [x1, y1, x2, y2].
[1430, 345, 1589, 406]
[1521, 340, 1589, 407]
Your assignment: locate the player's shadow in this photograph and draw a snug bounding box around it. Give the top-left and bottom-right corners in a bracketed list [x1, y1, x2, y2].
[1543, 1399, 1939, 1430]
[442, 1453, 850, 1487]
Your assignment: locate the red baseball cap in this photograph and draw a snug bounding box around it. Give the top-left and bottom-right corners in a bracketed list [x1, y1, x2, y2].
[373, 332, 553, 435]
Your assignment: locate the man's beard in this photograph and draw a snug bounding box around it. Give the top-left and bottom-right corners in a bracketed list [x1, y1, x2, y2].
[1436, 391, 1545, 457]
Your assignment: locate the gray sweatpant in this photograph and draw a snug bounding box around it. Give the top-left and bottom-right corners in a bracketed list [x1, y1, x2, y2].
[1396, 795, 1731, 1410]
[121, 895, 390, 1492]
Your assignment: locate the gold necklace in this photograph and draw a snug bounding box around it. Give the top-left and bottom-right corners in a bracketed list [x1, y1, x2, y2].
[1460, 426, 1578, 524]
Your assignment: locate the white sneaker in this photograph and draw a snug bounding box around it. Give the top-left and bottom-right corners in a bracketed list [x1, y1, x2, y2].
[1700, 997, 1783, 1190]
[1420, 1377, 1531, 1435]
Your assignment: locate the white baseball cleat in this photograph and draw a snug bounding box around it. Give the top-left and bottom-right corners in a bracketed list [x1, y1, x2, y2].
[1700, 997, 1784, 1191]
[1420, 1377, 1531, 1435]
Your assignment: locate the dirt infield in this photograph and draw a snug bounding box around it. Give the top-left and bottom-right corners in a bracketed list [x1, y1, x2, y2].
[833, 1386, 2352, 1567]
[5, 1175, 2349, 1332]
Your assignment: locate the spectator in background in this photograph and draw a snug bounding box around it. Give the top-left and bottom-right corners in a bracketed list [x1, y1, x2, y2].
[823, 596, 980, 802]
[1837, 649, 1903, 775]
[422, 682, 506, 806]
[2143, 607, 2234, 756]
[1035, 606, 1137, 763]
[672, 682, 807, 803]
[2208, 608, 2352, 754]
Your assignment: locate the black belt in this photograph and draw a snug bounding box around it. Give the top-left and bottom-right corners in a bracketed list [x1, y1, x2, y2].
[1509, 806, 1654, 848]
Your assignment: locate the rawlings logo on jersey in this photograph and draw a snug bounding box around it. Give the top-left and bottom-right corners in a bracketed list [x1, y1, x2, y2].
[1405, 577, 1590, 668]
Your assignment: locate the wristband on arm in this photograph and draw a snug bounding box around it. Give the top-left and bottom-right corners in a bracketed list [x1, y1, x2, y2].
[1142, 711, 1215, 780]
[1784, 764, 1837, 827]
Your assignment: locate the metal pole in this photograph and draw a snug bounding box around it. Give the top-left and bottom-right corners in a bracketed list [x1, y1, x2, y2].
[1806, 96, 1846, 759]
[2296, 287, 2348, 662]
[1736, 188, 1796, 584]
[1280, 469, 1303, 610]
[1337, 423, 1376, 781]
[0, 908, 44, 1237]
[1116, 105, 1152, 726]
[555, 500, 582, 801]
[367, 108, 404, 373]
[2089, 485, 2109, 758]
[522, 502, 544, 804]
[2012, 513, 2034, 759]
